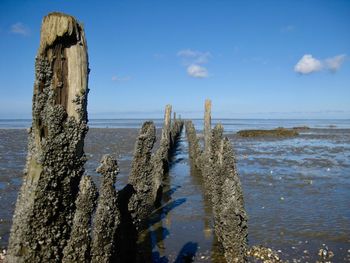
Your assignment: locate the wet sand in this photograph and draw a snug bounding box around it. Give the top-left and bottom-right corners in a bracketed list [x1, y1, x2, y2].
[0, 127, 349, 262]
[228, 128, 350, 262]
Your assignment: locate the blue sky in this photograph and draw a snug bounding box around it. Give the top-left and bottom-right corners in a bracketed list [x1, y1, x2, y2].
[0, 0, 349, 119]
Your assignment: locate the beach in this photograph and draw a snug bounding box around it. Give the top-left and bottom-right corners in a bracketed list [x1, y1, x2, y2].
[0, 120, 349, 262]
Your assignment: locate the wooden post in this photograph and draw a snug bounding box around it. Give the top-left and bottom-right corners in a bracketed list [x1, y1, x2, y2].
[7, 12, 89, 262]
[204, 99, 212, 152]
[162, 104, 172, 141]
[128, 122, 156, 228]
[91, 155, 120, 263]
[62, 176, 98, 263]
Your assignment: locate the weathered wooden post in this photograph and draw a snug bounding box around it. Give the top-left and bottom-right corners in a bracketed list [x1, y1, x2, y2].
[162, 104, 172, 141]
[204, 124, 224, 202]
[62, 176, 98, 263]
[91, 155, 120, 263]
[187, 101, 248, 263]
[185, 120, 202, 169]
[216, 138, 248, 263]
[128, 121, 156, 228]
[152, 105, 173, 203]
[7, 12, 89, 262]
[204, 99, 212, 152]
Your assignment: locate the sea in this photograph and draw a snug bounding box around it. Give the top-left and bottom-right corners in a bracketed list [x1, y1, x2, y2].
[1, 118, 350, 130]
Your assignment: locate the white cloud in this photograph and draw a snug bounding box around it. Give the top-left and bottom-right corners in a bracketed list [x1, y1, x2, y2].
[177, 49, 211, 78]
[10, 22, 30, 36]
[177, 49, 211, 64]
[111, 75, 131, 82]
[294, 54, 322, 74]
[325, 54, 346, 72]
[294, 54, 347, 75]
[187, 64, 208, 78]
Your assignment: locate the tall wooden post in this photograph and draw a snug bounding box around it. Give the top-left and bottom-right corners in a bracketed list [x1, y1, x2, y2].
[204, 99, 212, 152]
[7, 12, 89, 262]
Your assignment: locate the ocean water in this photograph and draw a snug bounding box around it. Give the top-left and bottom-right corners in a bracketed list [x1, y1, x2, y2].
[0, 119, 349, 262]
[1, 118, 350, 130]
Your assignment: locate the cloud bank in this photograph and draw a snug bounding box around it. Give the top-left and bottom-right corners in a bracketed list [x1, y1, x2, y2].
[294, 54, 346, 74]
[177, 49, 211, 78]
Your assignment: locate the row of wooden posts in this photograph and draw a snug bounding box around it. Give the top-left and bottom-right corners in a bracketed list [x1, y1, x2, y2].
[5, 12, 247, 263]
[186, 100, 248, 263]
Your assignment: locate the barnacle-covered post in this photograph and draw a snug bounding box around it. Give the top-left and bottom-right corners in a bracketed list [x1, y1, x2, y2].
[216, 138, 248, 263]
[128, 121, 156, 228]
[204, 99, 212, 152]
[91, 155, 120, 263]
[185, 120, 202, 169]
[62, 176, 98, 263]
[203, 124, 224, 202]
[188, 100, 248, 263]
[162, 104, 172, 143]
[7, 12, 89, 262]
[152, 105, 172, 203]
[203, 123, 248, 263]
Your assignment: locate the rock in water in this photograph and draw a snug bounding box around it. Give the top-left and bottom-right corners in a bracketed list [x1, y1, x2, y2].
[7, 12, 89, 262]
